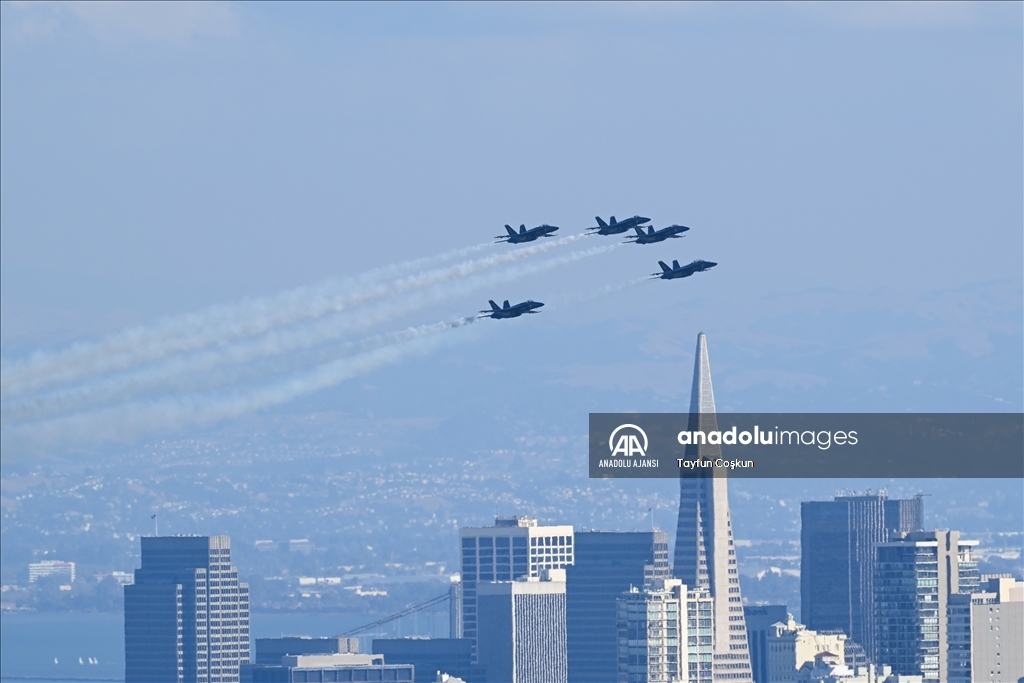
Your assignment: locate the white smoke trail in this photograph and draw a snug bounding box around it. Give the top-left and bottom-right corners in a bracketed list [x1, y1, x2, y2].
[2, 317, 480, 453]
[1, 234, 587, 398]
[1, 317, 455, 425]
[2, 241, 622, 425]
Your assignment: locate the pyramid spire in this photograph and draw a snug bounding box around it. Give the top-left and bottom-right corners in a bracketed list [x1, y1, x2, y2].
[674, 332, 754, 683]
[686, 332, 723, 459]
[689, 332, 717, 416]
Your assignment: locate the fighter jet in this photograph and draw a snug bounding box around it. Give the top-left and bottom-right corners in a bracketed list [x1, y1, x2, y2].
[626, 224, 690, 244]
[651, 259, 717, 280]
[495, 224, 560, 244]
[587, 215, 651, 235]
[479, 299, 545, 319]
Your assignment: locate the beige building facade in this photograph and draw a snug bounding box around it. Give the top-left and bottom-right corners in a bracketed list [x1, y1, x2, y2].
[765, 617, 847, 683]
[969, 576, 1023, 683]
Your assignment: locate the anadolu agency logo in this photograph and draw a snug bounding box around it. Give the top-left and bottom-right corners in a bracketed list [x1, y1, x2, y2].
[609, 424, 648, 457]
[602, 424, 658, 468]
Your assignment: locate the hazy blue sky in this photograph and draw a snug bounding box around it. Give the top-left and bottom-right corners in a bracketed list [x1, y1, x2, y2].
[1, 1, 1021, 453]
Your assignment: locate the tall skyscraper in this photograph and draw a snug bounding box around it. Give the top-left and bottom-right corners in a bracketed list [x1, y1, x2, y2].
[124, 535, 250, 683]
[477, 570, 568, 683]
[873, 530, 978, 681]
[567, 530, 671, 683]
[460, 516, 573, 659]
[800, 491, 924, 657]
[616, 578, 715, 683]
[673, 333, 754, 682]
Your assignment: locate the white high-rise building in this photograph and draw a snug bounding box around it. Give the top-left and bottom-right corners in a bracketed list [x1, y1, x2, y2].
[29, 560, 76, 584]
[616, 578, 715, 683]
[460, 516, 573, 658]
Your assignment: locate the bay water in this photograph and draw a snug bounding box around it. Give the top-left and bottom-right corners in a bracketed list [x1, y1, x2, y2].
[0, 610, 447, 681]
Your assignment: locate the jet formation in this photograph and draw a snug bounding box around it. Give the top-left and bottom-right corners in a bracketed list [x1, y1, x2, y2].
[482, 213, 715, 319]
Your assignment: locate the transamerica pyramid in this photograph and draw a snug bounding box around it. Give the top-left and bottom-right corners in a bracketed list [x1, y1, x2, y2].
[674, 333, 754, 682]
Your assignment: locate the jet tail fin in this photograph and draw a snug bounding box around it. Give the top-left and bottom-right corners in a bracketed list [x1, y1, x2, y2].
[672, 260, 680, 269]
[519, 225, 526, 234]
[504, 225, 516, 237]
[609, 215, 617, 225]
[503, 300, 511, 310]
[595, 216, 608, 228]
[489, 300, 501, 312]
[634, 227, 644, 236]
[659, 261, 671, 273]
[647, 226, 655, 235]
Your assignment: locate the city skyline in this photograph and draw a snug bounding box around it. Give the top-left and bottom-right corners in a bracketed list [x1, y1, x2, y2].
[103, 333, 1021, 682]
[103, 498, 1020, 682]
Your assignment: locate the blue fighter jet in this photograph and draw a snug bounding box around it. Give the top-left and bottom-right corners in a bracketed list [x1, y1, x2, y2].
[479, 299, 545, 319]
[651, 259, 717, 280]
[587, 215, 651, 235]
[626, 224, 690, 244]
[495, 224, 560, 244]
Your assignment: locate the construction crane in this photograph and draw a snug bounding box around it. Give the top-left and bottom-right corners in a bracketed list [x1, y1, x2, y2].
[338, 592, 450, 638]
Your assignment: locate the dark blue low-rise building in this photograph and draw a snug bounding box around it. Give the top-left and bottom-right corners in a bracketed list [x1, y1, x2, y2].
[241, 654, 414, 683]
[372, 638, 484, 683]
